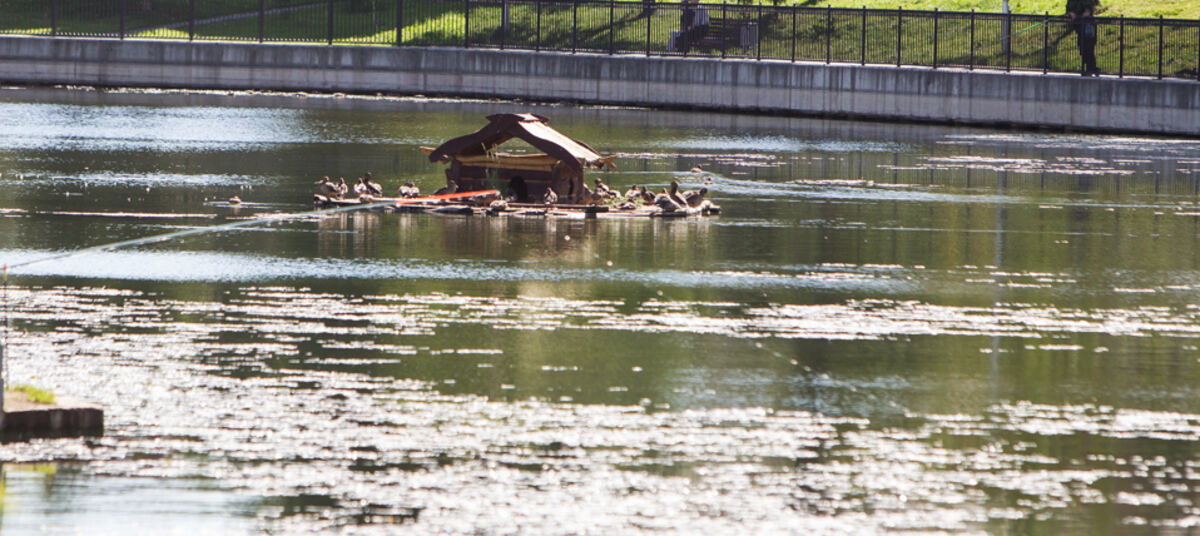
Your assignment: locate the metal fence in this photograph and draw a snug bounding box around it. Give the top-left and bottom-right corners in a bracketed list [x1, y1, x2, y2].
[1, 0, 1197, 80]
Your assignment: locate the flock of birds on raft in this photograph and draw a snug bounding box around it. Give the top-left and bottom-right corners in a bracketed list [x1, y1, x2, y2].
[311, 171, 714, 214]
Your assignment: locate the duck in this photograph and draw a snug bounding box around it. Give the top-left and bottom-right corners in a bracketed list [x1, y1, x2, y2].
[355, 172, 383, 197]
[623, 185, 642, 200]
[594, 178, 616, 198]
[486, 199, 509, 216]
[432, 179, 458, 196]
[581, 185, 608, 206]
[542, 187, 558, 205]
[639, 185, 655, 204]
[681, 186, 708, 208]
[667, 180, 688, 207]
[315, 176, 343, 198]
[652, 191, 683, 212]
[228, 196, 242, 205]
[335, 177, 349, 198]
[397, 182, 420, 198]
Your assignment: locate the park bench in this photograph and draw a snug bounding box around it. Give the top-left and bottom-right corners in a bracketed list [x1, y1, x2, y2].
[694, 18, 758, 53]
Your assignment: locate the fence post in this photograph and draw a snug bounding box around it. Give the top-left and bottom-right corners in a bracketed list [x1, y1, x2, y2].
[119, 0, 126, 39]
[188, 0, 195, 41]
[757, 4, 762, 61]
[1196, 17, 1199, 82]
[327, 0, 334, 45]
[969, 9, 974, 70]
[791, 6, 797, 62]
[609, 0, 614, 54]
[1157, 15, 1164, 79]
[258, 0, 265, 43]
[397, 0, 403, 46]
[825, 5, 832, 64]
[1117, 15, 1124, 77]
[538, 0, 544, 52]
[932, 8, 938, 68]
[721, 2, 727, 59]
[646, 3, 651, 56]
[895, 6, 901, 67]
[1005, 11, 1012, 72]
[51, 0, 58, 37]
[861, 6, 866, 65]
[572, 1, 578, 53]
[1042, 11, 1048, 74]
[464, 0, 470, 48]
[500, 0, 506, 49]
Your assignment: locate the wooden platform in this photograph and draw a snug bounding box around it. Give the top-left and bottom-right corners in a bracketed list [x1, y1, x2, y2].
[2, 390, 103, 440]
[313, 195, 721, 219]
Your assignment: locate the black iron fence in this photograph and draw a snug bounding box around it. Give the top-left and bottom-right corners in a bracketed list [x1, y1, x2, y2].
[1, 0, 1197, 80]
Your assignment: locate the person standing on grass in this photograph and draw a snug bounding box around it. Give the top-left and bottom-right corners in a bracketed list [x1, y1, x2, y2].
[1066, 0, 1100, 76]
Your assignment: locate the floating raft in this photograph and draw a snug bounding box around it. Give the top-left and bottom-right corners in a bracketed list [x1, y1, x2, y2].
[313, 194, 721, 219]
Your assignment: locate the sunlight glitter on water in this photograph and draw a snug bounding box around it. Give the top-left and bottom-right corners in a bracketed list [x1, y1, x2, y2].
[4, 89, 1200, 534]
[8, 284, 1200, 533]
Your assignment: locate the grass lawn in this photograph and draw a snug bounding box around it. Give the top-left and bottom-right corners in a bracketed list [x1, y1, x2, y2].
[795, 0, 1198, 20]
[8, 384, 56, 405]
[0, 0, 1194, 77]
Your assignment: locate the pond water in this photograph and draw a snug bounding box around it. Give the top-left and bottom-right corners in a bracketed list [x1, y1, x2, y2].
[1, 87, 1200, 534]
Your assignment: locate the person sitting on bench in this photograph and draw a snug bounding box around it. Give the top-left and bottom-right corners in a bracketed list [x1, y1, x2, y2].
[678, 0, 710, 54]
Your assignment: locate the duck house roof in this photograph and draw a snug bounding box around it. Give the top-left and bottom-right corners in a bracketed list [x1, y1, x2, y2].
[425, 113, 614, 172]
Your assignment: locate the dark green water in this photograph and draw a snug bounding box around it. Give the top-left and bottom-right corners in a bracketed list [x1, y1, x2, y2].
[2, 87, 1200, 534]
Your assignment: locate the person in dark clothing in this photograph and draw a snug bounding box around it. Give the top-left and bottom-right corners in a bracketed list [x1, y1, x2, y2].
[677, 0, 710, 54]
[1066, 0, 1099, 76]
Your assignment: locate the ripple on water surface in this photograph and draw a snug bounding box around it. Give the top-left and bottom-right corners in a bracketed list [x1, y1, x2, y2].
[4, 285, 1200, 533]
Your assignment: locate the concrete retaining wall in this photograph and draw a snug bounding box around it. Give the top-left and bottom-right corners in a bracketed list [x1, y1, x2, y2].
[0, 36, 1197, 135]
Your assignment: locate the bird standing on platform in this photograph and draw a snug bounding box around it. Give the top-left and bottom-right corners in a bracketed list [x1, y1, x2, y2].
[432, 178, 458, 196]
[316, 176, 345, 198]
[681, 186, 708, 208]
[623, 185, 642, 201]
[397, 182, 420, 198]
[594, 178, 616, 199]
[355, 172, 383, 197]
[668, 180, 688, 207]
[542, 188, 558, 205]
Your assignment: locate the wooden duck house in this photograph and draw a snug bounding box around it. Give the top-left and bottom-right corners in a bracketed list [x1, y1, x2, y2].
[422, 113, 616, 204]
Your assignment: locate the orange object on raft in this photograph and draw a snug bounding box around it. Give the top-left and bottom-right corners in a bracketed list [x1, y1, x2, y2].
[393, 189, 500, 206]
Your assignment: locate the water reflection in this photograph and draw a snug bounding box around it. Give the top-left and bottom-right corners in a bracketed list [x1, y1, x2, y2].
[1, 87, 1200, 533]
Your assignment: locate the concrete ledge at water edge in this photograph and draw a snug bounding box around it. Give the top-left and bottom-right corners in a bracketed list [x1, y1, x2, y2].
[2, 390, 103, 441]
